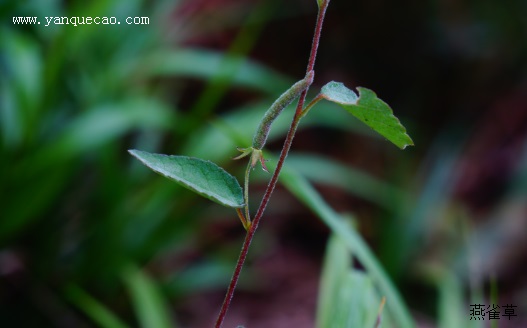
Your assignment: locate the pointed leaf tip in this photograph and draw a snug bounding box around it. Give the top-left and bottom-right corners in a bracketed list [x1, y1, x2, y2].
[129, 149, 244, 208]
[320, 82, 414, 149]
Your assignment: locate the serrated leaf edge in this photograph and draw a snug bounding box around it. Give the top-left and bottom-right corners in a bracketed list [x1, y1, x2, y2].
[319, 82, 414, 149]
[353, 87, 414, 149]
[129, 149, 244, 208]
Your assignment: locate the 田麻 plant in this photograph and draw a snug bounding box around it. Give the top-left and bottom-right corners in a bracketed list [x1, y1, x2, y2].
[129, 1, 413, 326]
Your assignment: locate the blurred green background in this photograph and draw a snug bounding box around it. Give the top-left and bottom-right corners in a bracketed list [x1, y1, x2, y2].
[1, 0, 526, 327]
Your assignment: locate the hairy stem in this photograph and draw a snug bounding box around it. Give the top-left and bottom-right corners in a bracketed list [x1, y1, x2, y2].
[235, 208, 248, 229]
[215, 2, 329, 327]
[300, 94, 324, 118]
[243, 161, 251, 225]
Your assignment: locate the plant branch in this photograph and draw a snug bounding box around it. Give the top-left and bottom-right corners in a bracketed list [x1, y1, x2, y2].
[243, 161, 251, 225]
[214, 2, 329, 327]
[300, 94, 324, 118]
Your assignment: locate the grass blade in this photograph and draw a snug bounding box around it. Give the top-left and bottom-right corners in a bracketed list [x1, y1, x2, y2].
[316, 234, 352, 328]
[281, 168, 415, 328]
[122, 264, 174, 328]
[317, 234, 389, 328]
[438, 273, 464, 328]
[65, 284, 129, 328]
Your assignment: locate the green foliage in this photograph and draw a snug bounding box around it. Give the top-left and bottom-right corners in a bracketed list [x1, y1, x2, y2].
[1, 0, 275, 326]
[65, 284, 130, 328]
[317, 234, 384, 328]
[286, 153, 408, 210]
[129, 150, 244, 208]
[437, 273, 464, 328]
[147, 48, 292, 96]
[320, 82, 414, 149]
[0, 0, 179, 243]
[280, 167, 415, 328]
[122, 265, 175, 328]
[128, 1, 413, 326]
[7, 0, 522, 327]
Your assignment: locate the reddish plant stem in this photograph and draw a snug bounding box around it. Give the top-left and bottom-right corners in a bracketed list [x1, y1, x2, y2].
[214, 3, 329, 327]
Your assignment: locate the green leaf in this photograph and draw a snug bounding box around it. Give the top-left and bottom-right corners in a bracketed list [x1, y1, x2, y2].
[65, 284, 129, 328]
[280, 167, 416, 328]
[286, 153, 408, 209]
[316, 234, 351, 328]
[129, 149, 244, 208]
[146, 48, 292, 95]
[438, 273, 464, 328]
[320, 82, 414, 149]
[122, 264, 175, 328]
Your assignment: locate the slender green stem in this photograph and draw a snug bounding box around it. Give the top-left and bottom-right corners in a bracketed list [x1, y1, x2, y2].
[243, 161, 252, 225]
[235, 208, 248, 229]
[215, 2, 329, 327]
[300, 94, 324, 118]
